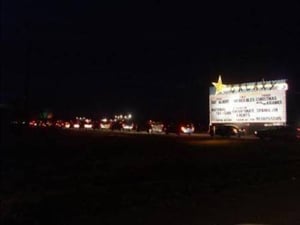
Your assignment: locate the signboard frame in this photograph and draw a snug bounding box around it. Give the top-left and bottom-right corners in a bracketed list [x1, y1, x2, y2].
[209, 77, 288, 127]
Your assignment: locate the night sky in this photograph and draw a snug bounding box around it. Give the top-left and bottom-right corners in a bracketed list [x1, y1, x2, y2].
[2, 1, 300, 123]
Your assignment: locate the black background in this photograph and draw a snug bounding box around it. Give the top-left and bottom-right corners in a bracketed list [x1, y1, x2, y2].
[2, 1, 300, 124]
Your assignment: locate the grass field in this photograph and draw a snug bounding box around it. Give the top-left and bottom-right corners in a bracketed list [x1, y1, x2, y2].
[2, 128, 300, 225]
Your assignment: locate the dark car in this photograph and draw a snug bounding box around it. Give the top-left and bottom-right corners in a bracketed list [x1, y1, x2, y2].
[137, 120, 166, 134]
[165, 121, 195, 135]
[210, 125, 245, 137]
[110, 120, 123, 131]
[254, 125, 300, 140]
[110, 120, 135, 131]
[136, 120, 152, 133]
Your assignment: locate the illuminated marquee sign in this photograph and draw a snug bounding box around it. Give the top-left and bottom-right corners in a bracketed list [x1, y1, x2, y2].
[209, 76, 288, 124]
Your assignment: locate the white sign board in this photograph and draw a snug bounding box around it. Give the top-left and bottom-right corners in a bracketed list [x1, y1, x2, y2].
[210, 90, 286, 124]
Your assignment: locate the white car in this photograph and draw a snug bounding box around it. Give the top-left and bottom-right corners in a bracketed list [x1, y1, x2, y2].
[122, 121, 135, 131]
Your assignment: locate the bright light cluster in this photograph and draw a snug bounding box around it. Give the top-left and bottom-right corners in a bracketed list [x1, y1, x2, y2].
[180, 126, 195, 134]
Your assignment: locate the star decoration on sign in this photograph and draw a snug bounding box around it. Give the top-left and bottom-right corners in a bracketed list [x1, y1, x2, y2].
[212, 75, 226, 95]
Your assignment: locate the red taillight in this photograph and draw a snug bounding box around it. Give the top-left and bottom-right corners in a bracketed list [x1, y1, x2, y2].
[29, 121, 37, 127]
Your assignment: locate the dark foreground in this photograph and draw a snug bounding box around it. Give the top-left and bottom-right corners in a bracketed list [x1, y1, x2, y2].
[2, 129, 300, 225]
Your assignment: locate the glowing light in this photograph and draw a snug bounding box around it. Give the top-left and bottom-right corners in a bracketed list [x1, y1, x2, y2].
[84, 124, 93, 129]
[151, 123, 164, 132]
[74, 124, 80, 128]
[264, 83, 272, 89]
[29, 120, 37, 127]
[275, 83, 288, 90]
[181, 126, 195, 133]
[257, 83, 263, 89]
[212, 75, 226, 95]
[122, 123, 134, 130]
[100, 123, 111, 129]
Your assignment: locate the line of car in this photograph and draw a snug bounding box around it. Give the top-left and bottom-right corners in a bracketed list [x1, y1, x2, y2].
[99, 119, 196, 135]
[24, 118, 300, 140]
[38, 118, 196, 135]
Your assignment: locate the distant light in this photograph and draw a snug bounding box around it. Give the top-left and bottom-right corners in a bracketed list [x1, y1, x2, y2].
[29, 120, 37, 127]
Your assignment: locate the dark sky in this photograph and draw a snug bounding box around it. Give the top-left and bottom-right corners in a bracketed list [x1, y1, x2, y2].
[2, 1, 300, 122]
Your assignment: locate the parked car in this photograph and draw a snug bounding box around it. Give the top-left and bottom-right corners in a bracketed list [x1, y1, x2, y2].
[210, 125, 245, 137]
[71, 117, 85, 129]
[72, 120, 81, 129]
[83, 118, 93, 129]
[254, 125, 300, 140]
[121, 120, 135, 131]
[99, 118, 112, 130]
[165, 121, 195, 135]
[110, 120, 123, 131]
[136, 120, 166, 134]
[110, 120, 135, 131]
[148, 120, 166, 134]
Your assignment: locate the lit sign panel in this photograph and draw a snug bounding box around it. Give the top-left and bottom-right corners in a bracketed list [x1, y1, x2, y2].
[209, 77, 288, 124]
